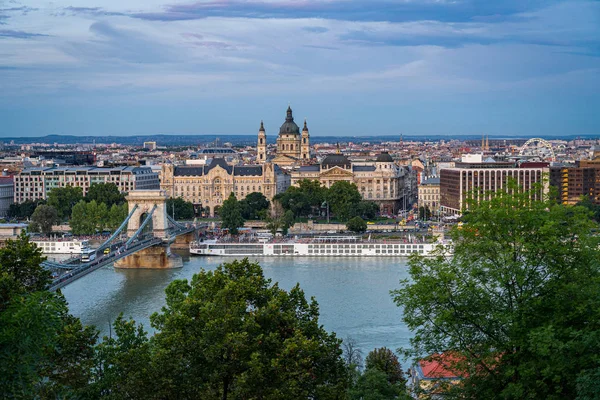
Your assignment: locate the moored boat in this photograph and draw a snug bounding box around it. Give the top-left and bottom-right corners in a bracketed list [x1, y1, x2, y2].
[190, 236, 450, 257]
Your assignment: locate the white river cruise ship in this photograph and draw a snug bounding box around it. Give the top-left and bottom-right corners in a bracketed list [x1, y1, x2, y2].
[190, 236, 449, 257]
[31, 239, 91, 255]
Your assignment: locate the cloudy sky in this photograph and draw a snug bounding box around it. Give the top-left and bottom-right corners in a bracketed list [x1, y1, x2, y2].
[0, 0, 599, 137]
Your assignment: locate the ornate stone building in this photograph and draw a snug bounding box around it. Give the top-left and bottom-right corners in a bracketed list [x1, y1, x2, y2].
[290, 151, 407, 214]
[161, 158, 289, 217]
[262, 106, 310, 167]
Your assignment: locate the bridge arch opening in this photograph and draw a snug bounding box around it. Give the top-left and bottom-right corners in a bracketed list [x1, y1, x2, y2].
[139, 212, 154, 238]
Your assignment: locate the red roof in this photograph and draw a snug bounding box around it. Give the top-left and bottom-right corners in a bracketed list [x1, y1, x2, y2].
[419, 353, 467, 379]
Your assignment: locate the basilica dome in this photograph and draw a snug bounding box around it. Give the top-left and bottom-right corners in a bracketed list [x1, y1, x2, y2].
[279, 106, 300, 135]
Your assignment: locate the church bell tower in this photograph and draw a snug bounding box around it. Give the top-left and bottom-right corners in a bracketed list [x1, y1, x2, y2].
[257, 120, 267, 163]
[301, 118, 310, 161]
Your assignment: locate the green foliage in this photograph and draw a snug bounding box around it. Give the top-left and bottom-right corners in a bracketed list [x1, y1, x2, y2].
[351, 201, 380, 220]
[69, 200, 109, 235]
[88, 315, 153, 399]
[327, 181, 362, 221]
[147, 258, 349, 399]
[220, 192, 245, 235]
[0, 232, 50, 296]
[298, 179, 328, 210]
[347, 216, 367, 233]
[275, 179, 328, 219]
[47, 186, 84, 219]
[418, 205, 431, 220]
[166, 197, 195, 220]
[239, 192, 270, 219]
[365, 347, 405, 386]
[0, 232, 97, 398]
[29, 204, 60, 234]
[349, 369, 410, 400]
[86, 182, 126, 207]
[265, 201, 295, 235]
[107, 203, 128, 232]
[576, 195, 600, 222]
[393, 181, 600, 399]
[7, 199, 45, 220]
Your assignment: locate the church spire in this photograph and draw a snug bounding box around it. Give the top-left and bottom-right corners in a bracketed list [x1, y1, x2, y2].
[286, 105, 293, 122]
[336, 142, 341, 154]
[303, 118, 308, 132]
[259, 120, 265, 132]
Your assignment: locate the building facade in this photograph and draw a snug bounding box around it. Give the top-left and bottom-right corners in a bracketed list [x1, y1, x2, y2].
[418, 177, 440, 215]
[549, 158, 600, 205]
[0, 176, 14, 217]
[160, 158, 290, 216]
[440, 155, 548, 215]
[290, 152, 407, 214]
[14, 166, 159, 203]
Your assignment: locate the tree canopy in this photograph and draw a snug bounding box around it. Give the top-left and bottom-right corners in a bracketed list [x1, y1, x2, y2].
[85, 183, 126, 207]
[47, 186, 84, 219]
[69, 200, 109, 235]
[346, 216, 367, 233]
[327, 181, 362, 221]
[239, 192, 270, 220]
[29, 205, 59, 234]
[393, 182, 600, 399]
[7, 199, 44, 220]
[220, 193, 245, 235]
[0, 233, 97, 398]
[166, 197, 195, 220]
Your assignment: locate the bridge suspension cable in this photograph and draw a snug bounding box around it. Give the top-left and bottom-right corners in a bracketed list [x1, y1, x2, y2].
[126, 205, 157, 247]
[97, 204, 139, 251]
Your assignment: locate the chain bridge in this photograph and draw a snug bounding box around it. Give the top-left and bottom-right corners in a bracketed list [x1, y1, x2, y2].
[45, 190, 196, 291]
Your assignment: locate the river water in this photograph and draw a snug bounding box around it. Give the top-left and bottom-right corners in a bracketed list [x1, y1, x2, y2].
[62, 252, 413, 357]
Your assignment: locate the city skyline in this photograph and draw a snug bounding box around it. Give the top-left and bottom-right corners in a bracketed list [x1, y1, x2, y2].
[1, 0, 599, 137]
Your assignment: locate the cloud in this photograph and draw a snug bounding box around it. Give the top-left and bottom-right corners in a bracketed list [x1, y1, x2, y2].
[302, 26, 329, 33]
[61, 21, 178, 64]
[130, 0, 561, 23]
[0, 29, 48, 39]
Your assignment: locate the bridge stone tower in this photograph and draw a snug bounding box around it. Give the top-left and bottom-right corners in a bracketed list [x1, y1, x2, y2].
[115, 190, 183, 269]
[125, 190, 169, 239]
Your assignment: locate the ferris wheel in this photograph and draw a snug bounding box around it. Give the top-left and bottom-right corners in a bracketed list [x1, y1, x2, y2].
[518, 138, 556, 161]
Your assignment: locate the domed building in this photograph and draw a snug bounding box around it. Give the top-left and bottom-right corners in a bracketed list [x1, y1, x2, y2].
[260, 106, 310, 167]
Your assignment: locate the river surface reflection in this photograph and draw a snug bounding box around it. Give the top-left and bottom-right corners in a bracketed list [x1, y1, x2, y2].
[63, 252, 413, 356]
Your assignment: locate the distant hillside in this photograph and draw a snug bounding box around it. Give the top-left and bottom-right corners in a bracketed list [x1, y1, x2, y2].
[0, 133, 591, 146]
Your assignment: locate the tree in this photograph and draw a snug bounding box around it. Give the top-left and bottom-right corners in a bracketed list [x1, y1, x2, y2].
[275, 186, 312, 218]
[47, 186, 84, 219]
[365, 347, 405, 386]
[0, 232, 50, 295]
[7, 199, 44, 220]
[349, 369, 409, 400]
[352, 201, 379, 220]
[418, 205, 431, 220]
[107, 203, 129, 232]
[347, 216, 367, 233]
[86, 182, 126, 207]
[298, 179, 328, 212]
[148, 258, 349, 399]
[220, 193, 245, 235]
[69, 200, 109, 235]
[0, 232, 97, 398]
[239, 192, 270, 220]
[392, 181, 600, 399]
[576, 195, 600, 222]
[327, 181, 362, 221]
[29, 204, 59, 234]
[166, 197, 195, 221]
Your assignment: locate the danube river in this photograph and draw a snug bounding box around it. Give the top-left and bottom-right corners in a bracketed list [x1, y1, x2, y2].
[63, 252, 413, 357]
